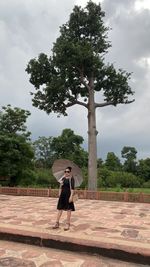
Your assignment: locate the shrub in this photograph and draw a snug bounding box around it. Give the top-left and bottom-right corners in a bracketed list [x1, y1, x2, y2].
[112, 172, 141, 187]
[98, 168, 143, 188]
[79, 167, 88, 189]
[35, 168, 58, 188]
[19, 169, 37, 186]
[97, 167, 111, 187]
[143, 180, 150, 188]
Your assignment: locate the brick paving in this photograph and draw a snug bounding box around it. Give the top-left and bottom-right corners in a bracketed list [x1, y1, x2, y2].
[0, 194, 150, 265]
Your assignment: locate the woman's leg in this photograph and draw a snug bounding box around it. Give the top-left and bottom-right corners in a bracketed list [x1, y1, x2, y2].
[57, 210, 63, 222]
[53, 210, 63, 228]
[66, 210, 71, 224]
[64, 210, 71, 230]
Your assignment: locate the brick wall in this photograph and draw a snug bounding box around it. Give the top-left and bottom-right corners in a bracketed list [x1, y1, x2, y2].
[0, 187, 149, 203]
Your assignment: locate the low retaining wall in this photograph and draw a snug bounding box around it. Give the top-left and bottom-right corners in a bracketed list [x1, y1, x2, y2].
[0, 187, 149, 203]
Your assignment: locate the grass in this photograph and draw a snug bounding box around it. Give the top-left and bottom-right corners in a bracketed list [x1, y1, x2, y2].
[99, 188, 150, 194]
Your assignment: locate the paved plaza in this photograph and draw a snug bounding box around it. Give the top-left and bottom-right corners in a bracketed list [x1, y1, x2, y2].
[0, 194, 150, 266]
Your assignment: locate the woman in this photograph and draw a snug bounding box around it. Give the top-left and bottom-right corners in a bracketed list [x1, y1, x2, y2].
[52, 166, 75, 231]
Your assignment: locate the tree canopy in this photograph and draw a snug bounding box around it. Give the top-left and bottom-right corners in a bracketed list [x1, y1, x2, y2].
[26, 1, 134, 114]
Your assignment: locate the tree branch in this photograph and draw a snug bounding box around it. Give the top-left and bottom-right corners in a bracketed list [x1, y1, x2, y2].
[95, 99, 135, 108]
[81, 77, 90, 91]
[76, 66, 90, 91]
[65, 100, 88, 109]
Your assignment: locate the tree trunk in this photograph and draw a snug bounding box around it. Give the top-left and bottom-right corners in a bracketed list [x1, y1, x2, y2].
[88, 79, 97, 191]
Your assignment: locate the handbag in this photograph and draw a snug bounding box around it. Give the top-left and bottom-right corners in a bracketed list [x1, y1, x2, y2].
[69, 177, 78, 202]
[72, 193, 78, 202]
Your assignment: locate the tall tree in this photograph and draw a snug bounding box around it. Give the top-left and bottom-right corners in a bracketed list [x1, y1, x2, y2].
[33, 136, 54, 168]
[121, 146, 137, 173]
[26, 1, 134, 190]
[105, 152, 122, 171]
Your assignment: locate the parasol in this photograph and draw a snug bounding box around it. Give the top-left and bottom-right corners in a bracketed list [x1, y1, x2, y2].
[52, 159, 83, 187]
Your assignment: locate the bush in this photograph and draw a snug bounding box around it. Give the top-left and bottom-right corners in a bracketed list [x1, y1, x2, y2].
[98, 168, 143, 188]
[97, 177, 103, 188]
[35, 168, 58, 188]
[19, 169, 37, 186]
[79, 167, 88, 189]
[109, 172, 142, 188]
[18, 168, 59, 188]
[97, 167, 111, 187]
[143, 180, 150, 188]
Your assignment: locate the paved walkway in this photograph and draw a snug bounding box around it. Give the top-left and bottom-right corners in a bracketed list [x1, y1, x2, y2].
[0, 240, 148, 267]
[0, 195, 150, 265]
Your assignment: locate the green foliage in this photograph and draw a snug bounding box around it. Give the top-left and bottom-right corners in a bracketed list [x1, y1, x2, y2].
[35, 168, 58, 188]
[97, 158, 103, 168]
[121, 146, 137, 173]
[137, 158, 150, 182]
[51, 128, 88, 167]
[142, 180, 150, 188]
[17, 168, 59, 188]
[36, 169, 55, 188]
[65, 147, 88, 168]
[19, 169, 37, 186]
[108, 172, 141, 188]
[79, 167, 88, 189]
[51, 128, 83, 156]
[94, 187, 150, 193]
[121, 146, 137, 160]
[128, 188, 150, 193]
[33, 136, 55, 168]
[105, 152, 122, 171]
[0, 105, 31, 138]
[0, 134, 34, 186]
[97, 167, 111, 187]
[98, 167, 142, 188]
[0, 105, 34, 186]
[33, 129, 88, 169]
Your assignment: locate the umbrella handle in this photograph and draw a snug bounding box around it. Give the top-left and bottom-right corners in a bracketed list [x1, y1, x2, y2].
[58, 176, 64, 184]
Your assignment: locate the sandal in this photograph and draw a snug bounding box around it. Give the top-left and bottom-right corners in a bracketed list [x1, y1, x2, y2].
[64, 223, 70, 231]
[52, 221, 59, 229]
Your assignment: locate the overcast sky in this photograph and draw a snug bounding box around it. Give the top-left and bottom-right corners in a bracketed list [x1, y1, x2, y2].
[0, 0, 150, 161]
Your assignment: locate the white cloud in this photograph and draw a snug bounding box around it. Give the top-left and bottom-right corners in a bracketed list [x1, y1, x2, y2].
[135, 0, 150, 11]
[75, 0, 104, 6]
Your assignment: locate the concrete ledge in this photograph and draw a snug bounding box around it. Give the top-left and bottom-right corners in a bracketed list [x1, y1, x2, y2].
[0, 226, 150, 265]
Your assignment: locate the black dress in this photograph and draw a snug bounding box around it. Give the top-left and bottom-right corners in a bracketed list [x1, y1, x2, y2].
[57, 176, 75, 211]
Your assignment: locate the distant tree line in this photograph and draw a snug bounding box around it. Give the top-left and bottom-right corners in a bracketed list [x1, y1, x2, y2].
[0, 105, 150, 189]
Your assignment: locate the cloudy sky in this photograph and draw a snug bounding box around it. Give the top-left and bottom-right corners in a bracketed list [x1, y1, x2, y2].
[0, 0, 150, 161]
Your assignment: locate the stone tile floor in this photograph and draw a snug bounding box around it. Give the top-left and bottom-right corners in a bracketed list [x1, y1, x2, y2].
[0, 194, 150, 265]
[0, 240, 149, 267]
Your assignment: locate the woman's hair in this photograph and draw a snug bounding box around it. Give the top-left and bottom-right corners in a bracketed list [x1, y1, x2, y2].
[66, 166, 72, 172]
